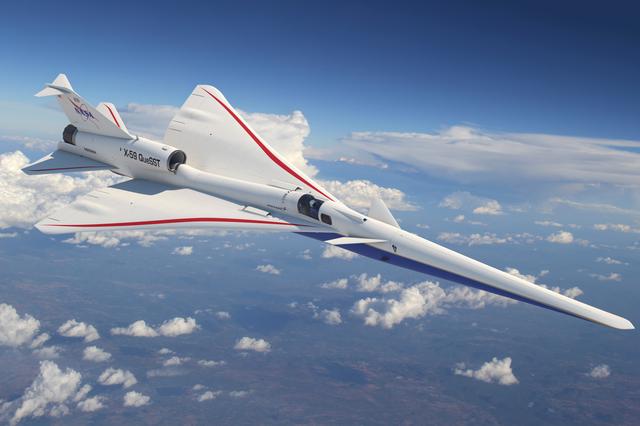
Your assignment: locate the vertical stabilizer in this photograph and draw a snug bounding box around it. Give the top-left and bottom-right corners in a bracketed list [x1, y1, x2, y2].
[368, 198, 400, 228]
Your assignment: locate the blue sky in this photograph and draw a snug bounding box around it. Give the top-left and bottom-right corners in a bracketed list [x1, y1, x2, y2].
[1, 0, 640, 143]
[1, 1, 640, 424]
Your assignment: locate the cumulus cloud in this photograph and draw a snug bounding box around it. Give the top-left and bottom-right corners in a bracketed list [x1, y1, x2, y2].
[197, 390, 222, 402]
[317, 309, 342, 325]
[82, 346, 112, 363]
[98, 368, 137, 389]
[0, 304, 40, 347]
[546, 231, 574, 244]
[454, 357, 519, 385]
[215, 311, 231, 320]
[320, 278, 349, 290]
[172, 246, 193, 256]
[321, 245, 358, 260]
[57, 320, 99, 342]
[319, 179, 416, 211]
[596, 256, 625, 265]
[32, 346, 62, 360]
[110, 320, 158, 337]
[256, 264, 281, 275]
[0, 151, 120, 230]
[351, 282, 447, 329]
[229, 390, 250, 398]
[234, 337, 271, 353]
[10, 361, 82, 425]
[123, 391, 150, 407]
[110, 317, 199, 337]
[198, 359, 226, 368]
[588, 364, 611, 379]
[162, 356, 189, 367]
[593, 223, 640, 234]
[590, 272, 622, 282]
[438, 232, 509, 246]
[353, 273, 403, 293]
[473, 200, 503, 215]
[29, 333, 50, 349]
[157, 317, 199, 337]
[77, 396, 105, 412]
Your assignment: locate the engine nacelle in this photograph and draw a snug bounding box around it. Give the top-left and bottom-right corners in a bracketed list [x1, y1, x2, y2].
[61, 124, 186, 176]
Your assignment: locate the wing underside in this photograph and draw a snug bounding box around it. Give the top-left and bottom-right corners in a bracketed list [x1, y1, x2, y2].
[36, 179, 326, 234]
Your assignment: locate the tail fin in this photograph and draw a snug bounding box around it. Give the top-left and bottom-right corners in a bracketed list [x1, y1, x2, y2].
[96, 102, 129, 134]
[35, 73, 132, 140]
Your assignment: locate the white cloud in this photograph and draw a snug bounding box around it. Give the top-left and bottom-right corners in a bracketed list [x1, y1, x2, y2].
[123, 391, 150, 408]
[172, 246, 193, 256]
[452, 214, 465, 223]
[351, 282, 447, 329]
[596, 256, 624, 265]
[110, 317, 199, 338]
[110, 320, 159, 337]
[229, 390, 250, 398]
[353, 273, 403, 293]
[83, 346, 112, 363]
[315, 126, 640, 189]
[593, 223, 639, 233]
[57, 320, 99, 342]
[157, 317, 199, 337]
[443, 286, 516, 309]
[0, 134, 57, 151]
[77, 396, 105, 412]
[256, 264, 281, 275]
[0, 151, 120, 230]
[32, 346, 62, 359]
[473, 200, 503, 215]
[0, 304, 40, 347]
[234, 337, 271, 353]
[320, 278, 349, 290]
[454, 357, 519, 385]
[29, 333, 50, 349]
[588, 364, 611, 379]
[63, 230, 169, 248]
[11, 361, 82, 425]
[318, 309, 342, 325]
[321, 245, 358, 260]
[198, 359, 226, 368]
[319, 179, 416, 211]
[0, 231, 18, 238]
[197, 390, 222, 402]
[157, 348, 174, 355]
[590, 272, 622, 282]
[438, 232, 509, 246]
[72, 384, 92, 403]
[215, 311, 231, 320]
[535, 220, 563, 227]
[162, 356, 189, 367]
[98, 368, 137, 389]
[546, 231, 574, 244]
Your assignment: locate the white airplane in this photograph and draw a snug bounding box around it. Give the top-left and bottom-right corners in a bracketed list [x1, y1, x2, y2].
[24, 74, 633, 330]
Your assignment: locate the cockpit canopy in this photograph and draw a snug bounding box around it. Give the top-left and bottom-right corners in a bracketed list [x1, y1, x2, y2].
[297, 194, 324, 220]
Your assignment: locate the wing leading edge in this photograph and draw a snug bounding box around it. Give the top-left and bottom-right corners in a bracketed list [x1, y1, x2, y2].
[162, 85, 336, 202]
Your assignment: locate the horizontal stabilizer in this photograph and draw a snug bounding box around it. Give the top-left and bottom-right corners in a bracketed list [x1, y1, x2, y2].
[36, 179, 328, 235]
[326, 237, 386, 245]
[22, 149, 113, 175]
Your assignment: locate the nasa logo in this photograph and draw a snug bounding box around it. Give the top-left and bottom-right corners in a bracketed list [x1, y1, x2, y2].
[69, 99, 95, 121]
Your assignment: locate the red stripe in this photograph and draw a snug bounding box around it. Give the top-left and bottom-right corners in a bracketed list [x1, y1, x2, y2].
[30, 165, 107, 172]
[201, 88, 334, 201]
[104, 104, 121, 128]
[45, 217, 308, 228]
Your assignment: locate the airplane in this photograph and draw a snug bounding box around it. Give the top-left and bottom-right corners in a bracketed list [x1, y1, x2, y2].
[23, 74, 634, 330]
